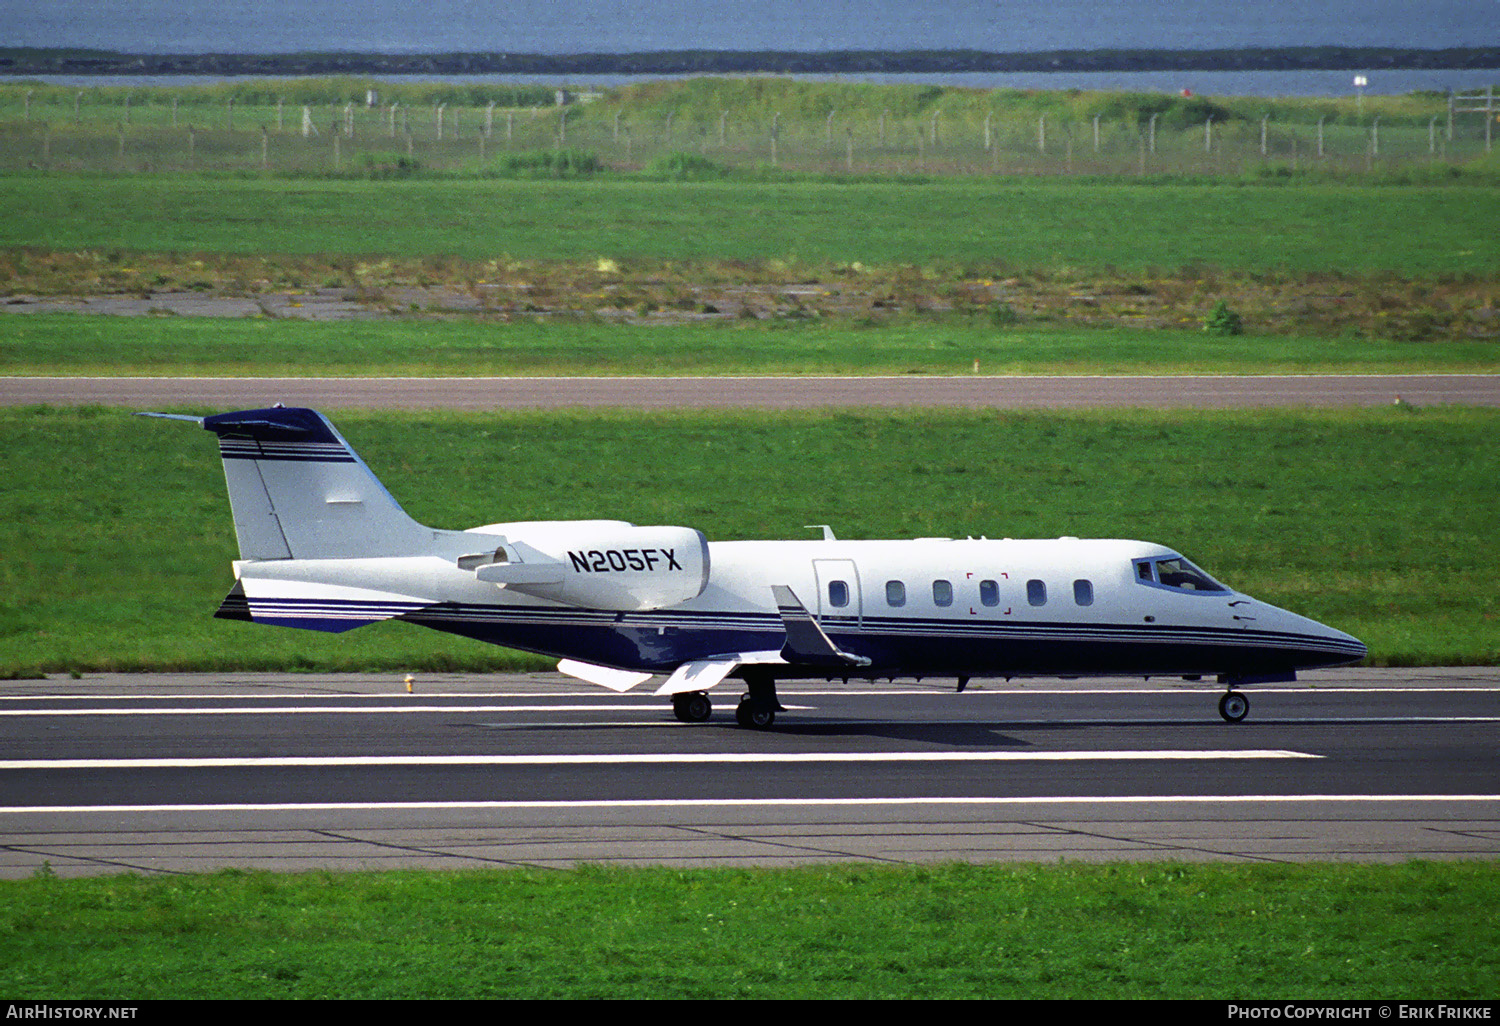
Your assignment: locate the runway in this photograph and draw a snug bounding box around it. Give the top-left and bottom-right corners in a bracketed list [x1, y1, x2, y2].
[1, 667, 1496, 877]
[4, 374, 1499, 409]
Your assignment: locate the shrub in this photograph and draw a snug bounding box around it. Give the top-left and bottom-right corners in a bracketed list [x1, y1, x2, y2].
[1203, 300, 1244, 336]
[642, 151, 729, 180]
[486, 148, 604, 178]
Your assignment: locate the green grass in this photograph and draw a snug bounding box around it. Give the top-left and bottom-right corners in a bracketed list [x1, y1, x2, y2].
[2, 314, 1495, 376]
[3, 175, 1498, 274]
[3, 406, 1497, 676]
[2, 862, 1495, 998]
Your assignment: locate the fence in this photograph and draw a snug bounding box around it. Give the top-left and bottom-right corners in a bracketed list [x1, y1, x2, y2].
[2, 92, 1495, 176]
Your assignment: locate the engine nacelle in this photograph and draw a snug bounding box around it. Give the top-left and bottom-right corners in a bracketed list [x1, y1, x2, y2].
[459, 522, 710, 612]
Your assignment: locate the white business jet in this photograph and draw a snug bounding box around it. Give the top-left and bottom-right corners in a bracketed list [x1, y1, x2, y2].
[144, 406, 1366, 727]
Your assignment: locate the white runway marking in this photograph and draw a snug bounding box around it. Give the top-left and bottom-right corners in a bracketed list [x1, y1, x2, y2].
[3, 794, 1496, 815]
[0, 704, 670, 716]
[0, 749, 1318, 770]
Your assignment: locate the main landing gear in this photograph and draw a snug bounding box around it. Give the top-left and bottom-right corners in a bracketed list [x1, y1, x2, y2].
[671, 673, 784, 730]
[1218, 690, 1250, 724]
[671, 691, 712, 723]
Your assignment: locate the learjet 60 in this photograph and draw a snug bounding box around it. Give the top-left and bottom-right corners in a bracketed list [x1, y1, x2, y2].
[145, 406, 1367, 727]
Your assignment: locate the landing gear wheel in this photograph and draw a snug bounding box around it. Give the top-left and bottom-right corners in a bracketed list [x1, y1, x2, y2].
[735, 695, 776, 730]
[1218, 690, 1249, 723]
[673, 691, 712, 723]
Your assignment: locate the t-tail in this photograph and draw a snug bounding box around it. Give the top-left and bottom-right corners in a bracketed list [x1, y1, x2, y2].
[143, 406, 432, 561]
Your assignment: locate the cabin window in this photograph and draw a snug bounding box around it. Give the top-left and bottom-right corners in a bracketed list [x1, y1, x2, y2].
[933, 580, 953, 607]
[1027, 579, 1047, 606]
[1073, 579, 1094, 606]
[828, 580, 849, 608]
[1137, 561, 1155, 582]
[885, 580, 906, 607]
[979, 579, 999, 607]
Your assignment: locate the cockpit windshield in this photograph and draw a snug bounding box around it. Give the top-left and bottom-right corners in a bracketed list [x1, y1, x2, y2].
[1135, 555, 1230, 593]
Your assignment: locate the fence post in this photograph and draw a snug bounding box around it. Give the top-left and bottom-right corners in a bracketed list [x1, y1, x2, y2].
[1488, 86, 1494, 152]
[23, 89, 30, 121]
[826, 109, 835, 143]
[1092, 113, 1100, 152]
[486, 101, 495, 138]
[984, 110, 992, 151]
[1204, 116, 1213, 153]
[1429, 116, 1438, 154]
[1317, 116, 1325, 158]
[1038, 114, 1046, 154]
[1148, 113, 1157, 154]
[226, 97, 233, 132]
[719, 110, 728, 146]
[1371, 116, 1380, 157]
[261, 125, 268, 170]
[1260, 114, 1269, 155]
[846, 126, 853, 171]
[770, 112, 779, 167]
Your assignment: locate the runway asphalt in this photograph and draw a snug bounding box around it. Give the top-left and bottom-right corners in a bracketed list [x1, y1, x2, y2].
[1, 667, 1495, 877]
[3, 374, 1499, 409]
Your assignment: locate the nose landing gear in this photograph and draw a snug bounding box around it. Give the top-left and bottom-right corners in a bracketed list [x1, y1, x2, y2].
[1218, 690, 1250, 723]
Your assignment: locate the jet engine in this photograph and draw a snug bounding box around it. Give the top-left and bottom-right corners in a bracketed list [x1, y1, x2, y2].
[458, 521, 709, 611]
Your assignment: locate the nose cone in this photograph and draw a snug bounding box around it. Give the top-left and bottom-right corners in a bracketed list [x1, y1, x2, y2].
[1253, 600, 1367, 668]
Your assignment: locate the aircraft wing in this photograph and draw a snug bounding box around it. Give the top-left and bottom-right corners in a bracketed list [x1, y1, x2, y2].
[654, 651, 786, 696]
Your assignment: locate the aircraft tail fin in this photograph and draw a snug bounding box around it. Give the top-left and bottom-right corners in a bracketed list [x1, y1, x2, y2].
[142, 406, 431, 561]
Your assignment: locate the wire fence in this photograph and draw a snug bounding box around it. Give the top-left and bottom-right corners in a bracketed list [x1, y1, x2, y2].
[2, 95, 1495, 176]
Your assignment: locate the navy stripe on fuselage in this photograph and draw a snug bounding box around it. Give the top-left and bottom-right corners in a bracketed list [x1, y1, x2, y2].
[228, 595, 1361, 670]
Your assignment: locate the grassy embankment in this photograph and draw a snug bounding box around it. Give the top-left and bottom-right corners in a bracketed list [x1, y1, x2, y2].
[1, 176, 1497, 371]
[3, 862, 1497, 998]
[3, 406, 1496, 677]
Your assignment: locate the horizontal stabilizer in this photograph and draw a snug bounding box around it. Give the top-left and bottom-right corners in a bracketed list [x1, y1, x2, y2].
[771, 585, 872, 667]
[557, 659, 653, 692]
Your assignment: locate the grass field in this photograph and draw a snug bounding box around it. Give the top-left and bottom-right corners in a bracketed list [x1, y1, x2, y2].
[3, 861, 1495, 999]
[3, 406, 1496, 677]
[2, 314, 1496, 376]
[3, 175, 1499, 275]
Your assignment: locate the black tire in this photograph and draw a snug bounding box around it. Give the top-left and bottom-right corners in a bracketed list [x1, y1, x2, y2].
[674, 692, 712, 723]
[1219, 691, 1249, 723]
[735, 698, 775, 730]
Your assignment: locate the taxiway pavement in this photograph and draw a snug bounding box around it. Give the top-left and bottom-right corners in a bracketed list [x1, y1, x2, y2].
[3, 374, 1499, 410]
